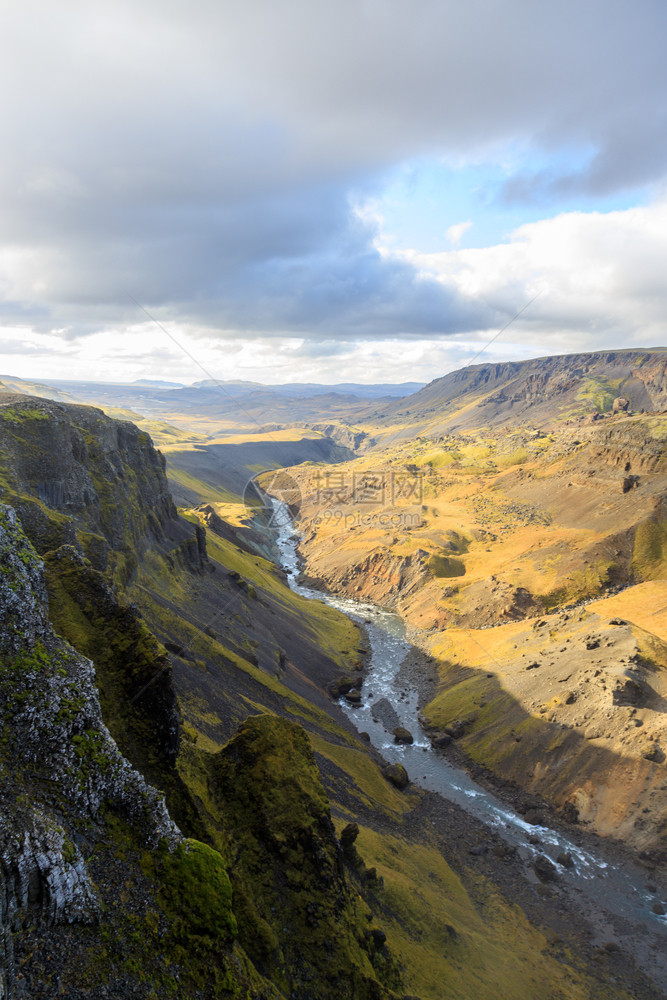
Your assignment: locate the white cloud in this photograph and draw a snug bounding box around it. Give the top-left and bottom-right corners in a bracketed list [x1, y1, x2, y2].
[402, 198, 667, 350]
[445, 222, 472, 247]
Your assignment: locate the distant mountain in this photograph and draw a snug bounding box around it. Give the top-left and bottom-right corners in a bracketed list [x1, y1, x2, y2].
[191, 379, 425, 398]
[39, 376, 425, 430]
[131, 378, 185, 387]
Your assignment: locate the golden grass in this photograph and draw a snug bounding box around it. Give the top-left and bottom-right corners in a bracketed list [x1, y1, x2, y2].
[590, 581, 667, 642]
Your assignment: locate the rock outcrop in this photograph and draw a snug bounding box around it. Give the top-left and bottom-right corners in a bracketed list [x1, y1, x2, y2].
[0, 504, 180, 995]
[0, 394, 179, 570]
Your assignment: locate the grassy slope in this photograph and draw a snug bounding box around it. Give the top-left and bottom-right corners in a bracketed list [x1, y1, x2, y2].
[287, 418, 667, 627]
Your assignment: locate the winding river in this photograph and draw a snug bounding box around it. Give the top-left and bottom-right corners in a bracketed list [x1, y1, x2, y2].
[270, 498, 667, 967]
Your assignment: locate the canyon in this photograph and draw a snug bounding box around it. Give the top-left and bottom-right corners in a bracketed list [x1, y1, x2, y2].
[0, 348, 665, 998]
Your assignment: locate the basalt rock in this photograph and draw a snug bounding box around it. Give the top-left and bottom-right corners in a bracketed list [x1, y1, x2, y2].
[206, 716, 405, 999]
[534, 855, 558, 883]
[0, 504, 181, 993]
[0, 394, 179, 565]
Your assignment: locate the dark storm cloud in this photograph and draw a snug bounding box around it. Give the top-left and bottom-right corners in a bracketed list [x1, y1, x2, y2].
[1, 0, 665, 339]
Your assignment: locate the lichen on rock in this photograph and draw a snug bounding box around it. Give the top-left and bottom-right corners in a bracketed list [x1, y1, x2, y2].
[0, 503, 181, 993]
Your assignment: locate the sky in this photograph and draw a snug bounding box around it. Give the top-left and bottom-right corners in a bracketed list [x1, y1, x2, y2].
[1, 0, 666, 386]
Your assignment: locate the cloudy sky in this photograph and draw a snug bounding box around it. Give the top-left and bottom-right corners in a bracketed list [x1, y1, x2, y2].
[1, 0, 666, 385]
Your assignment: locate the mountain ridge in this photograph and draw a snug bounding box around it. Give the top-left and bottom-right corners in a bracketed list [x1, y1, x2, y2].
[369, 347, 667, 440]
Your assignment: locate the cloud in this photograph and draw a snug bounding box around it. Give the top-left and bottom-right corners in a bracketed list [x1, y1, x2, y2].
[446, 222, 472, 247]
[0, 0, 666, 364]
[403, 197, 667, 350]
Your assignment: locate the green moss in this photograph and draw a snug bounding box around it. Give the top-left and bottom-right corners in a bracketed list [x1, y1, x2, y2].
[156, 838, 237, 943]
[0, 406, 50, 424]
[428, 554, 466, 578]
[68, 815, 267, 999]
[632, 516, 667, 579]
[576, 376, 620, 414]
[43, 551, 204, 835]
[196, 716, 404, 999]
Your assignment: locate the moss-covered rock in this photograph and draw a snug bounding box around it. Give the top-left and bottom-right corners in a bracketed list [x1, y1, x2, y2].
[203, 715, 405, 1000]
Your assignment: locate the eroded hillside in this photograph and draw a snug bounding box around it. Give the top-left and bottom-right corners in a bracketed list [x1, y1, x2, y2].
[367, 348, 667, 440]
[280, 409, 667, 856]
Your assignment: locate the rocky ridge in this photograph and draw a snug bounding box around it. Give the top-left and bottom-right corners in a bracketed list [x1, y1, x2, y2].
[373, 348, 667, 436]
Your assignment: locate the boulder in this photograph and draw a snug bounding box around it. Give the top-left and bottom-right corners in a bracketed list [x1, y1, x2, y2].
[534, 855, 558, 883]
[612, 396, 630, 413]
[340, 823, 362, 866]
[444, 719, 466, 739]
[393, 726, 414, 745]
[340, 823, 359, 849]
[560, 802, 580, 825]
[556, 852, 574, 869]
[382, 763, 409, 789]
[493, 844, 517, 860]
[371, 697, 402, 731]
[612, 676, 644, 706]
[328, 676, 354, 698]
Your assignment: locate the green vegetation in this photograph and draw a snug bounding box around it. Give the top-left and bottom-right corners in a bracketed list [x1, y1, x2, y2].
[201, 715, 404, 999]
[198, 524, 361, 673]
[43, 549, 203, 833]
[497, 446, 529, 469]
[428, 554, 466, 578]
[541, 558, 622, 610]
[352, 826, 606, 1000]
[156, 838, 237, 943]
[576, 376, 621, 414]
[311, 735, 414, 817]
[0, 405, 50, 424]
[632, 516, 667, 579]
[166, 461, 239, 504]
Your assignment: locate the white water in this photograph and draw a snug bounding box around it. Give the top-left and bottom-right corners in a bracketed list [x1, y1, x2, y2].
[270, 498, 667, 934]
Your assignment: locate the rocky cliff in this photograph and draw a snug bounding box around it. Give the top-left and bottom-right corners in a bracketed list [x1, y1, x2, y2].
[0, 504, 181, 997]
[0, 393, 197, 582]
